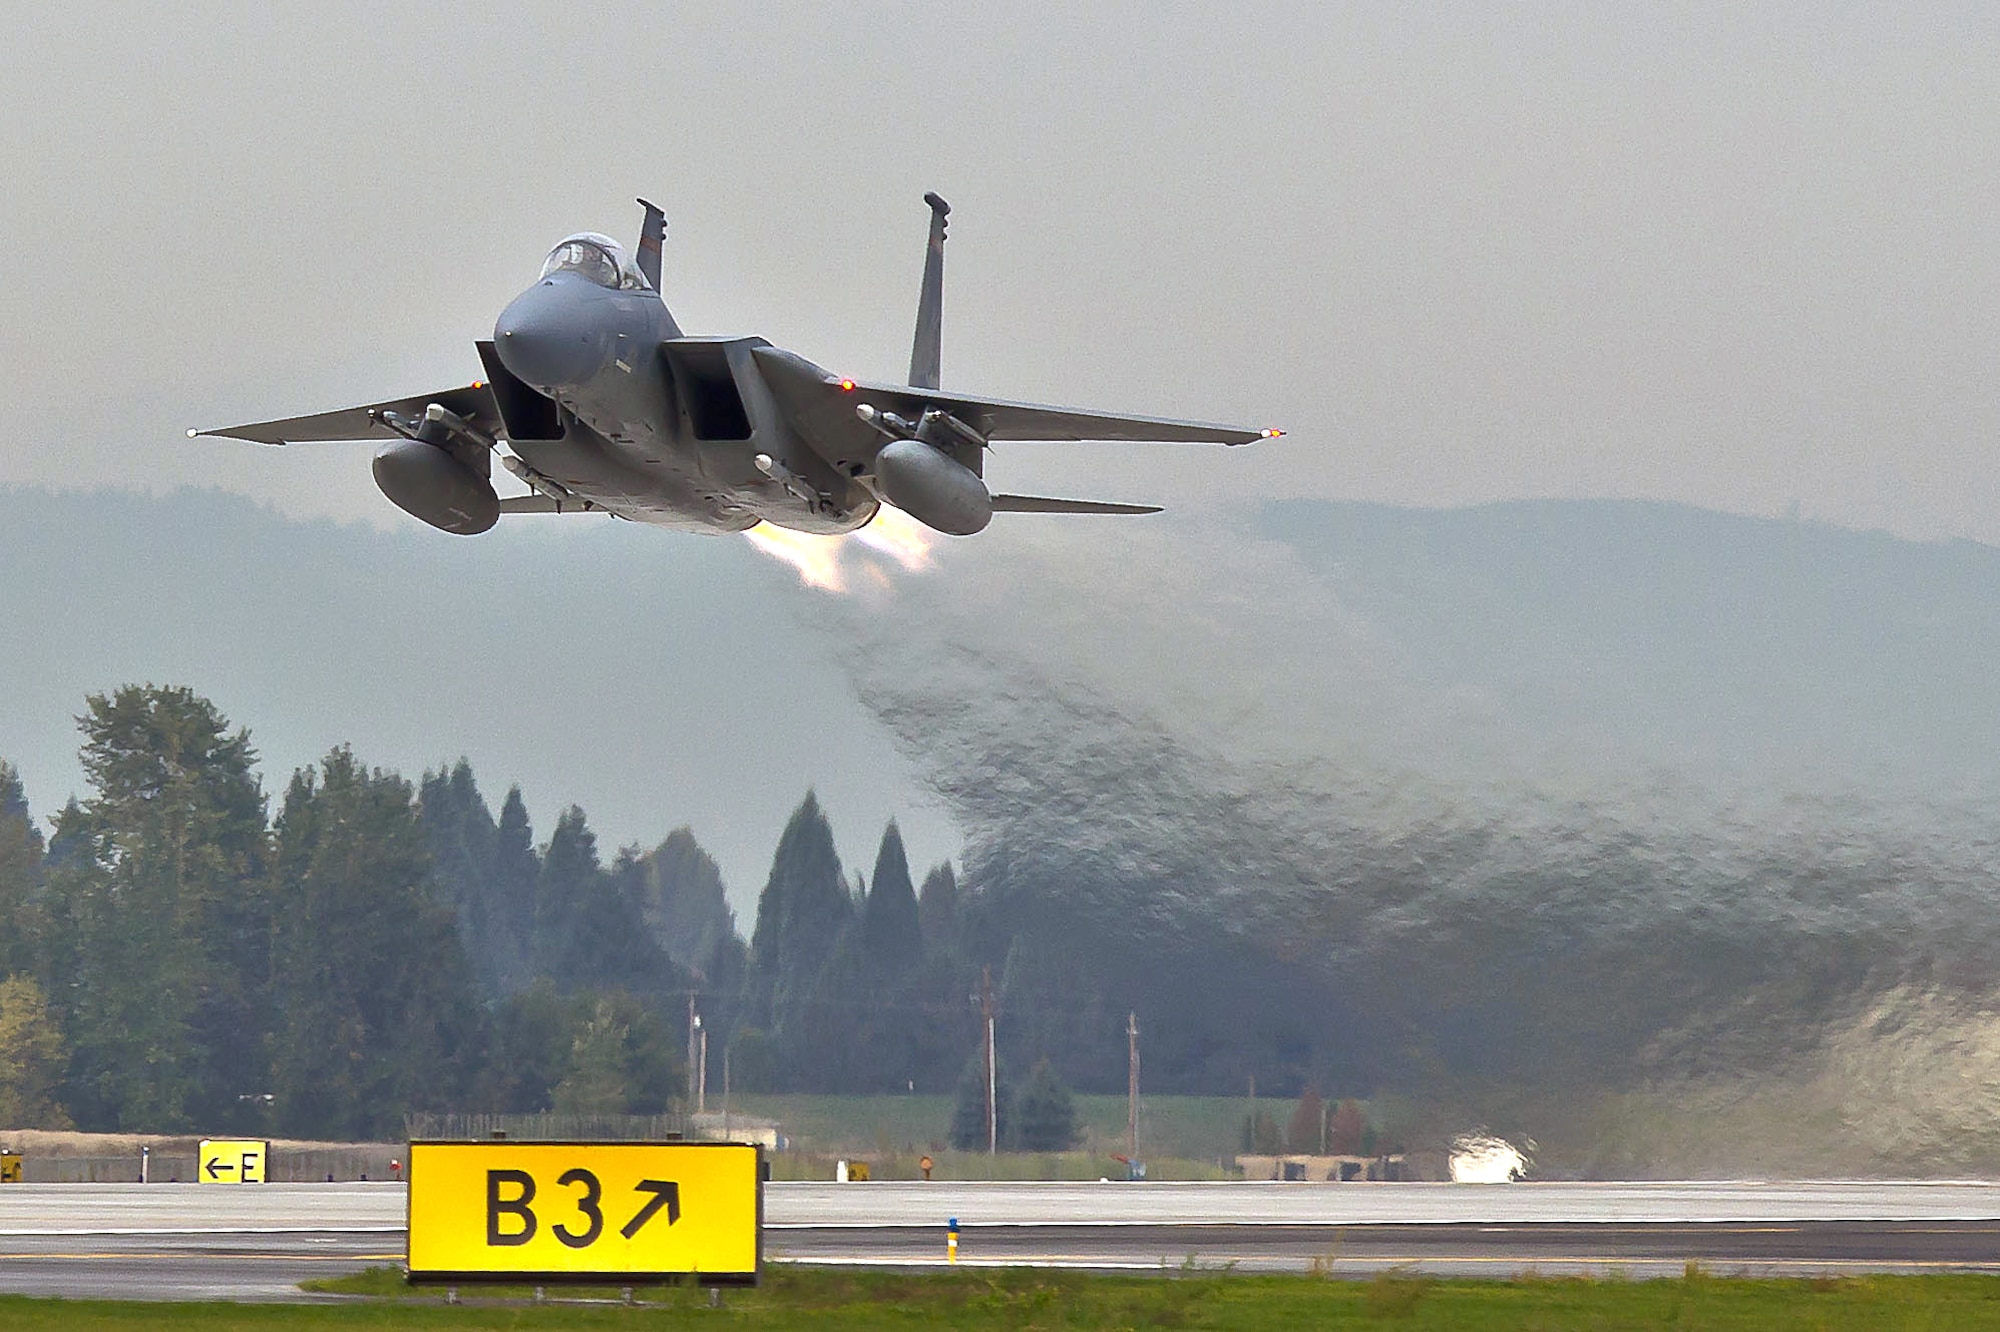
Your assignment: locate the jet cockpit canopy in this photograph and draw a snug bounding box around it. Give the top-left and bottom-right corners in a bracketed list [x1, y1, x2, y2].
[540, 233, 651, 291]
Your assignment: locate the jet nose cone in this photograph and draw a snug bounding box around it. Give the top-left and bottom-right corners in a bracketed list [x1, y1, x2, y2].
[494, 281, 610, 390]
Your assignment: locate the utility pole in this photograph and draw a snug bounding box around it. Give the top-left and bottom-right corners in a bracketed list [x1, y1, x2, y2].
[686, 993, 699, 1108]
[1126, 1011, 1140, 1165]
[722, 1044, 732, 1141]
[696, 1020, 708, 1116]
[980, 966, 997, 1156]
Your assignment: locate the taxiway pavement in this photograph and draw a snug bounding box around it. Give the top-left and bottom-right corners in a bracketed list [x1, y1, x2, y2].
[3, 1180, 2000, 1298]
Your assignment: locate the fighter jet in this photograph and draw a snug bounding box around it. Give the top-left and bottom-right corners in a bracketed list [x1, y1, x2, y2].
[195, 196, 1278, 538]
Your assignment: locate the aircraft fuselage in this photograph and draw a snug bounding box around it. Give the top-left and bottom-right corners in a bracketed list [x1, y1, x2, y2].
[491, 265, 877, 535]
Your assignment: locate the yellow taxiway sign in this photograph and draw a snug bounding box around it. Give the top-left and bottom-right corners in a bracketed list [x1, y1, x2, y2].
[198, 1139, 268, 1184]
[407, 1141, 761, 1284]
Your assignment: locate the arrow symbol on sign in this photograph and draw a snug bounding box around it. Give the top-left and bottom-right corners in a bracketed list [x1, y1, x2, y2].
[621, 1180, 680, 1238]
[205, 1158, 234, 1180]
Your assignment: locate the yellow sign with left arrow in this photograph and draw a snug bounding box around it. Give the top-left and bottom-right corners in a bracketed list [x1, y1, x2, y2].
[198, 1139, 269, 1184]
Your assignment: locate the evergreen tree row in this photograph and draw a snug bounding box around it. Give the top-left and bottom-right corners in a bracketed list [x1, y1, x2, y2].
[0, 686, 1045, 1137]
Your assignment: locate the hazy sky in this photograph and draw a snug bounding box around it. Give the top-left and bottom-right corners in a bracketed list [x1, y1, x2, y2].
[5, 4, 2000, 539]
[6, 5, 2000, 906]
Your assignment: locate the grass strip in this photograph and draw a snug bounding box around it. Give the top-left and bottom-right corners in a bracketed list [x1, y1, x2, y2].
[6, 1267, 2000, 1329]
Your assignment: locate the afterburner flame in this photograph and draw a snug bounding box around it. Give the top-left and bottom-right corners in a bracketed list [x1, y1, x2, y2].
[853, 505, 935, 572]
[742, 506, 937, 593]
[743, 523, 847, 592]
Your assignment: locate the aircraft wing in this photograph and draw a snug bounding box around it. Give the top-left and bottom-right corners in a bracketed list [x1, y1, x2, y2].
[857, 382, 1270, 444]
[191, 383, 501, 445]
[750, 347, 1276, 466]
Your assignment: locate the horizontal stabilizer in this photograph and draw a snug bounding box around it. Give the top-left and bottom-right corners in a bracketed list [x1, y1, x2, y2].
[991, 494, 1162, 515]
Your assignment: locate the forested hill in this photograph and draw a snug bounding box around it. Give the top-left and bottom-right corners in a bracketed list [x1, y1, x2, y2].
[1258, 497, 2000, 784]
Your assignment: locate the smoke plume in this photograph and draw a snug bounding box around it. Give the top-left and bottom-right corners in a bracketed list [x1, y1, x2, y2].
[804, 501, 2000, 1175]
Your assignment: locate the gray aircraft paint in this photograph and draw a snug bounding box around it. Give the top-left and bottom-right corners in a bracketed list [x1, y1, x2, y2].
[197, 198, 1273, 539]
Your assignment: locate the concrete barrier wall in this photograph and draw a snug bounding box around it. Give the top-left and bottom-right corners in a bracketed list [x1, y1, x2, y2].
[19, 1146, 405, 1183]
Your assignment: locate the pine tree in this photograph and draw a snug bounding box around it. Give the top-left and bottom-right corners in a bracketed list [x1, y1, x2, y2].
[603, 845, 690, 1001]
[268, 747, 483, 1140]
[0, 763, 44, 978]
[552, 998, 636, 1114]
[861, 821, 922, 972]
[534, 806, 600, 982]
[483, 979, 563, 1111]
[536, 810, 677, 998]
[918, 862, 960, 957]
[419, 760, 505, 998]
[637, 828, 737, 974]
[781, 929, 871, 1092]
[48, 686, 269, 1131]
[751, 794, 851, 977]
[994, 932, 1118, 1100]
[551, 993, 679, 1114]
[1013, 1058, 1079, 1152]
[948, 1046, 1011, 1151]
[488, 788, 540, 994]
[749, 793, 853, 1063]
[0, 975, 70, 1128]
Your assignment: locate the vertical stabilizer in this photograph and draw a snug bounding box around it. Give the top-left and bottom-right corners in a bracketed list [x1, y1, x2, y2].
[635, 198, 667, 293]
[909, 192, 950, 389]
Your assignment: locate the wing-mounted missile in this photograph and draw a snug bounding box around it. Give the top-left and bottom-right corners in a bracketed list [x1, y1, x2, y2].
[855, 402, 982, 468]
[854, 402, 916, 440]
[367, 402, 500, 535]
[380, 402, 495, 461]
[499, 456, 602, 513]
[916, 406, 985, 475]
[752, 452, 825, 510]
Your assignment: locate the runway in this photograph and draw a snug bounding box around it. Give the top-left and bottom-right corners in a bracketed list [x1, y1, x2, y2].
[0, 1231, 397, 1301]
[766, 1179, 2000, 1228]
[764, 1181, 2000, 1278]
[2, 1181, 1999, 1298]
[0, 1182, 401, 1300]
[771, 1220, 2000, 1278]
